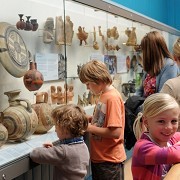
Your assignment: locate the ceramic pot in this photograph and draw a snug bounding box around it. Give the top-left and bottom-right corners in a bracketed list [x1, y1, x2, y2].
[32, 92, 54, 134]
[30, 19, 39, 31]
[2, 90, 38, 141]
[0, 112, 8, 147]
[16, 14, 26, 30]
[24, 16, 33, 31]
[23, 61, 44, 91]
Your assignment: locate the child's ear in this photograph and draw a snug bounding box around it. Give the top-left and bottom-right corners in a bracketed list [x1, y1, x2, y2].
[143, 117, 148, 129]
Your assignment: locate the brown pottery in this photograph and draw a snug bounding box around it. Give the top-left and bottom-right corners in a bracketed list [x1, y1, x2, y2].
[23, 61, 44, 91]
[30, 19, 39, 31]
[16, 14, 26, 30]
[24, 16, 33, 31]
[32, 92, 54, 134]
[2, 90, 38, 141]
[0, 112, 8, 147]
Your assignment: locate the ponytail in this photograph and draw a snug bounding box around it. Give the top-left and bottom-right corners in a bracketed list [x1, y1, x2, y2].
[133, 112, 147, 140]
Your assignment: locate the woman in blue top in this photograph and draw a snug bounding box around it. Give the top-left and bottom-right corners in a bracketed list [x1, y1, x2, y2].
[136, 31, 179, 97]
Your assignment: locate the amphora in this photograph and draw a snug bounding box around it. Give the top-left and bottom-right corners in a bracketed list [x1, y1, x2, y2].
[32, 92, 54, 134]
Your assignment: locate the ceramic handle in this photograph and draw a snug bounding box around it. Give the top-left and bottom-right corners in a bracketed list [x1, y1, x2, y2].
[16, 99, 32, 113]
[43, 92, 48, 103]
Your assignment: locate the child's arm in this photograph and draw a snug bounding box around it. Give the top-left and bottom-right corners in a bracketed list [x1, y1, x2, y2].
[87, 123, 122, 139]
[30, 145, 65, 165]
[164, 163, 180, 180]
[134, 139, 180, 165]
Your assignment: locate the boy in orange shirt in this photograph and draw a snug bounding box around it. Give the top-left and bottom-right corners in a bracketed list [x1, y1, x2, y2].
[79, 60, 126, 180]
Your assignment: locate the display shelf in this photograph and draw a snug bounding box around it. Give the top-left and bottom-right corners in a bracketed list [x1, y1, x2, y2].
[0, 105, 95, 179]
[0, 0, 179, 179]
[0, 127, 58, 168]
[0, 127, 57, 179]
[0, 106, 95, 167]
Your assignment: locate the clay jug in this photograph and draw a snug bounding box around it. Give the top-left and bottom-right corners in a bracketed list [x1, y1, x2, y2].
[30, 19, 39, 31]
[2, 90, 38, 141]
[0, 112, 8, 147]
[23, 61, 44, 91]
[32, 92, 54, 134]
[16, 14, 26, 30]
[24, 16, 33, 31]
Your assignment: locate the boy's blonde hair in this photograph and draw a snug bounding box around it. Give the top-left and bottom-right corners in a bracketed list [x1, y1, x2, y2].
[79, 60, 112, 84]
[133, 93, 180, 140]
[51, 104, 88, 137]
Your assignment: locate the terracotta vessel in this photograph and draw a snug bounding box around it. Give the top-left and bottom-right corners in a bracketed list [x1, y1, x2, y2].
[16, 14, 26, 30]
[24, 16, 33, 31]
[30, 19, 39, 31]
[2, 90, 38, 141]
[0, 112, 8, 147]
[23, 61, 44, 91]
[32, 92, 54, 134]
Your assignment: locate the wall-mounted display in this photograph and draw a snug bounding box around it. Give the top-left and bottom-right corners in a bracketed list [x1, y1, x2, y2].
[0, 0, 179, 179]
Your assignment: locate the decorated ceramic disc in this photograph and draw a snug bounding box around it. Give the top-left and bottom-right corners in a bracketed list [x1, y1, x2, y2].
[0, 22, 29, 77]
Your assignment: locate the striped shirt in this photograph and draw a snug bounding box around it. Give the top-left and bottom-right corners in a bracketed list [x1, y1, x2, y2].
[132, 132, 180, 180]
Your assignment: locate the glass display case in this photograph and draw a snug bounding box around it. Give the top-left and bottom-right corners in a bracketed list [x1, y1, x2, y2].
[0, 0, 179, 179]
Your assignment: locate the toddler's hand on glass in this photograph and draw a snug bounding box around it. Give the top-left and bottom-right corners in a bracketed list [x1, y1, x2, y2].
[43, 142, 53, 148]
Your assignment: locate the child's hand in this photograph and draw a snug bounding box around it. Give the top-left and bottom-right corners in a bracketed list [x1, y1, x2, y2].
[87, 123, 96, 133]
[175, 141, 180, 146]
[86, 115, 93, 123]
[43, 142, 53, 148]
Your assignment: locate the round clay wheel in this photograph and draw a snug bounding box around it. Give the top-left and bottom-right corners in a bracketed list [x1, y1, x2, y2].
[0, 22, 29, 77]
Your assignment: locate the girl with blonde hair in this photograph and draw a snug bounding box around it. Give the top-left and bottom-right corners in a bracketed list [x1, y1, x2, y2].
[132, 93, 180, 179]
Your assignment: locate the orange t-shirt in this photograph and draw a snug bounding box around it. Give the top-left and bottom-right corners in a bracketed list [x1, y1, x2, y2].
[90, 88, 126, 163]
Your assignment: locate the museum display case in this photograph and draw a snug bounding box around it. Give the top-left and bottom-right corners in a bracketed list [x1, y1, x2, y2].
[0, 0, 179, 179]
